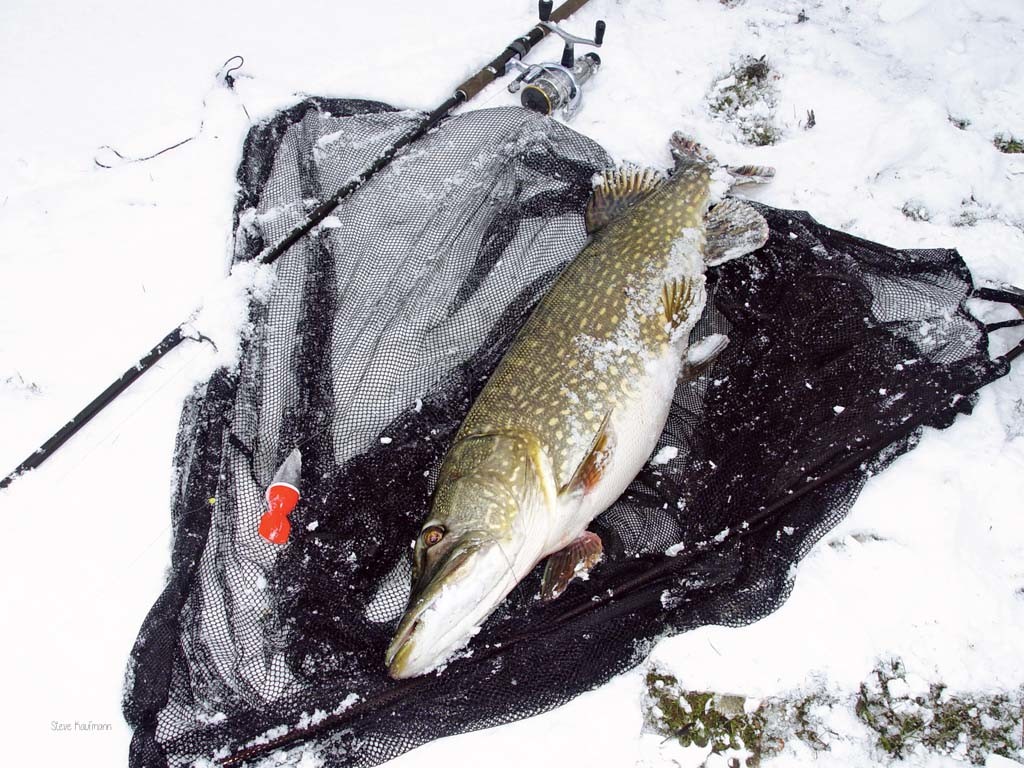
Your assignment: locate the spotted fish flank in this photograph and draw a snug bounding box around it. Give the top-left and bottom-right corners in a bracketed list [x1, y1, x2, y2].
[386, 134, 772, 679]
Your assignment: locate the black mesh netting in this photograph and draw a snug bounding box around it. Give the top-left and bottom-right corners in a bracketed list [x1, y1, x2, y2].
[123, 98, 1015, 768]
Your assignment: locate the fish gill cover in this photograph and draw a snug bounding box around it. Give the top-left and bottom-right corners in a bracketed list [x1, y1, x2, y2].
[123, 99, 1015, 768]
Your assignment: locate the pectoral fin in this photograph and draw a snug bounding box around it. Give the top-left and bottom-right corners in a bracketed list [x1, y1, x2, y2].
[704, 198, 770, 266]
[586, 166, 664, 233]
[560, 413, 614, 499]
[541, 531, 604, 601]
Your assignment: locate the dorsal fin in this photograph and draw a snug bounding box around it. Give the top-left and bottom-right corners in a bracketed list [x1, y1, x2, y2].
[585, 166, 664, 233]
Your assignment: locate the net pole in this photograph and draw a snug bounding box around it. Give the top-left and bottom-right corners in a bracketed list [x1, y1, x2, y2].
[0, 0, 598, 491]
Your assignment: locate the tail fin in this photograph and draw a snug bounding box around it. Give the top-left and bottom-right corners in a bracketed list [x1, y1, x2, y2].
[704, 198, 770, 266]
[669, 131, 775, 187]
[670, 131, 718, 170]
[668, 132, 773, 265]
[726, 164, 775, 186]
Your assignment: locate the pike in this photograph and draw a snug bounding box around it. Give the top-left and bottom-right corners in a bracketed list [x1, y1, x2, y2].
[386, 133, 773, 679]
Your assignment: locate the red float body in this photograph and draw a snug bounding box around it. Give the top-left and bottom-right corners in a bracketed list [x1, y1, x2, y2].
[259, 482, 300, 544]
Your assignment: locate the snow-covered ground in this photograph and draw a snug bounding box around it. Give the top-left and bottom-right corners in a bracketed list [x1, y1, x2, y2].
[1, 0, 1023, 766]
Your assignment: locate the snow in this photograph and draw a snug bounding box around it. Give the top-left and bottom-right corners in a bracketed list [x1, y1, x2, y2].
[1, 0, 1023, 766]
[651, 445, 679, 465]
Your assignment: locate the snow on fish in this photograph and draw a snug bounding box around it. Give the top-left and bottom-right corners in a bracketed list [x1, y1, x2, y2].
[386, 133, 773, 678]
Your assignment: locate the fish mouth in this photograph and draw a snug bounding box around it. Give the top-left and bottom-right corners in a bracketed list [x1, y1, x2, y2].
[385, 547, 475, 677]
[384, 616, 420, 673]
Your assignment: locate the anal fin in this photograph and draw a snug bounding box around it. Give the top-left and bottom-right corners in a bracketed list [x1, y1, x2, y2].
[704, 198, 769, 267]
[682, 333, 729, 381]
[541, 532, 604, 602]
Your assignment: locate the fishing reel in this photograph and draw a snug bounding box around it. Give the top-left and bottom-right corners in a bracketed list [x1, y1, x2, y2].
[507, 0, 606, 119]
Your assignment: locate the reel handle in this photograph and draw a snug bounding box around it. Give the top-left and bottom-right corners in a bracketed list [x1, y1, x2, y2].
[561, 43, 575, 68]
[539, 17, 605, 49]
[539, 0, 553, 22]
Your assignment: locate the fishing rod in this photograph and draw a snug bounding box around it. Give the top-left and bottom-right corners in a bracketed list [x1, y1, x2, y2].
[0, 0, 606, 491]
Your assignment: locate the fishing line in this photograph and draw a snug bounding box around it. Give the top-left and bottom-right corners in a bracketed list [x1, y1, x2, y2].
[93, 55, 251, 169]
[19, 519, 175, 646]
[34, 309, 224, 489]
[3, 0, 604, 491]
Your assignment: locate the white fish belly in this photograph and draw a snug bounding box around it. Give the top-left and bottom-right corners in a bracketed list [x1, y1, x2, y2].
[545, 231, 709, 555]
[553, 347, 684, 550]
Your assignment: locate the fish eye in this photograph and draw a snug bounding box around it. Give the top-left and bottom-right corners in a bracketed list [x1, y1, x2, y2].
[421, 525, 445, 548]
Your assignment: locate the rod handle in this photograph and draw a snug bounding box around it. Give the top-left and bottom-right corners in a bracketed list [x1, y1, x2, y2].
[456, 54, 504, 100]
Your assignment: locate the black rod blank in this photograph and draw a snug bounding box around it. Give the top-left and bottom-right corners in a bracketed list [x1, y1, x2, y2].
[1, 329, 185, 490]
[1, 0, 596, 491]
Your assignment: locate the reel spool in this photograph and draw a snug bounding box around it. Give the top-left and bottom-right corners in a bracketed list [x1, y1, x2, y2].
[507, 1, 606, 120]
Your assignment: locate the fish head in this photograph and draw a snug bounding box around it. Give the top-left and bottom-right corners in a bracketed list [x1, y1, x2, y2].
[386, 433, 548, 678]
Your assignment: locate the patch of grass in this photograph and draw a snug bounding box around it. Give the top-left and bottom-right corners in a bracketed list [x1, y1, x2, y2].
[644, 663, 1023, 766]
[1009, 398, 1024, 440]
[2, 372, 42, 395]
[949, 116, 971, 130]
[644, 672, 838, 766]
[789, 690, 840, 751]
[994, 134, 1024, 154]
[901, 201, 931, 222]
[855, 658, 1023, 765]
[707, 56, 782, 147]
[952, 195, 994, 228]
[645, 671, 767, 766]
